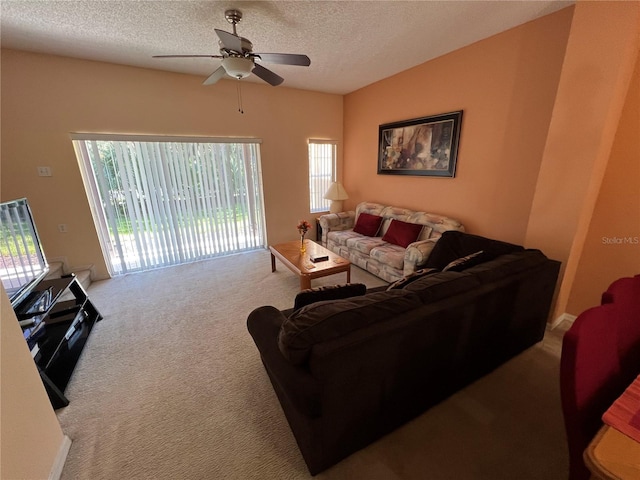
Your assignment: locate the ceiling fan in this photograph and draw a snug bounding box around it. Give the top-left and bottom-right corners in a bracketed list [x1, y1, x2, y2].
[153, 9, 311, 87]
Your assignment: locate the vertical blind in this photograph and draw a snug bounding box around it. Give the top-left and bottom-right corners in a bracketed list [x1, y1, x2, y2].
[308, 140, 336, 213]
[0, 199, 48, 291]
[72, 135, 266, 276]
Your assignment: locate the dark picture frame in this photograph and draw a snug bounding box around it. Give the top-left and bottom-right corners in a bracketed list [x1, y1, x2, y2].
[377, 110, 463, 177]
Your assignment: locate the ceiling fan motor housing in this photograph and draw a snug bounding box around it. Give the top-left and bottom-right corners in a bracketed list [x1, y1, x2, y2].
[225, 9, 242, 26]
[218, 37, 253, 54]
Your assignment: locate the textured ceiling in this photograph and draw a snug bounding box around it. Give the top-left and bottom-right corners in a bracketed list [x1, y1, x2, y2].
[0, 0, 573, 94]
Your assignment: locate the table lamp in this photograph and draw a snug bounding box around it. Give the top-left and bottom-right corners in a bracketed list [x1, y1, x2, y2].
[324, 182, 349, 214]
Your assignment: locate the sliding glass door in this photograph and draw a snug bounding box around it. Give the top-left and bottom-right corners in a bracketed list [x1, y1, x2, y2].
[72, 135, 266, 275]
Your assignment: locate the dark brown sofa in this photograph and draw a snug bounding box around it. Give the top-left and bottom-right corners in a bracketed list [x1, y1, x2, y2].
[247, 231, 561, 475]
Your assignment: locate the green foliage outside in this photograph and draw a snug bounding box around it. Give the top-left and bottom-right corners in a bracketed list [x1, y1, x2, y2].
[109, 206, 249, 236]
[0, 224, 37, 257]
[88, 140, 254, 237]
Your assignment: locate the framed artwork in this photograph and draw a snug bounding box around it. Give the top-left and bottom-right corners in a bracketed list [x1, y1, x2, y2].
[377, 110, 463, 177]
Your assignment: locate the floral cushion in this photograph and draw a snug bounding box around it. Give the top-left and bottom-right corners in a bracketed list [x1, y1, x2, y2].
[327, 230, 361, 247]
[370, 243, 405, 270]
[356, 202, 387, 218]
[346, 236, 387, 255]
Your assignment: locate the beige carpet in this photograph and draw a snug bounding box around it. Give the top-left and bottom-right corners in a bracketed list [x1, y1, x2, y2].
[57, 249, 569, 479]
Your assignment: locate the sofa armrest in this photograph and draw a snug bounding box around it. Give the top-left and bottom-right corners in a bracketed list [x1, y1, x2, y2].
[247, 306, 322, 417]
[404, 238, 438, 276]
[318, 211, 355, 245]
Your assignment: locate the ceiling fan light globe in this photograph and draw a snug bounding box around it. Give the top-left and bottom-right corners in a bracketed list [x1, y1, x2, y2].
[222, 57, 253, 79]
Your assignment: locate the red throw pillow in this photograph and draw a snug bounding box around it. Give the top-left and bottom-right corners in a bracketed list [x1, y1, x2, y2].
[382, 219, 423, 248]
[353, 212, 384, 237]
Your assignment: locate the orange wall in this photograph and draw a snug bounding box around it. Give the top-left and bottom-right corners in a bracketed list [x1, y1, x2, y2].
[566, 48, 640, 314]
[1, 50, 343, 279]
[525, 0, 640, 318]
[343, 7, 574, 245]
[344, 3, 640, 318]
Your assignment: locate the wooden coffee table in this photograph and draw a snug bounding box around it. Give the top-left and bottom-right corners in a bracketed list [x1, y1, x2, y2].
[269, 239, 351, 290]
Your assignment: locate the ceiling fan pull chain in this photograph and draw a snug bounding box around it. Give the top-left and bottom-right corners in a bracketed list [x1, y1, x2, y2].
[237, 80, 244, 114]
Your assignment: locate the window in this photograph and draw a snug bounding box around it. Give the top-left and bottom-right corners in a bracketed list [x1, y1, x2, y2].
[308, 140, 336, 213]
[72, 134, 266, 275]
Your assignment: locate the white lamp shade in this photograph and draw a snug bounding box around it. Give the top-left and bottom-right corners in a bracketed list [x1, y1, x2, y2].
[323, 182, 349, 201]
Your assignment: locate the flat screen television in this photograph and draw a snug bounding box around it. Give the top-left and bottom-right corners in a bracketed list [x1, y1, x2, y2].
[0, 198, 49, 308]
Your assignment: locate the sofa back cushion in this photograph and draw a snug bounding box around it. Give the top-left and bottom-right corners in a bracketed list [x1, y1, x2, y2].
[376, 206, 464, 242]
[387, 268, 439, 290]
[356, 202, 387, 219]
[425, 231, 524, 270]
[354, 202, 464, 243]
[402, 270, 481, 304]
[377, 205, 411, 230]
[462, 250, 548, 282]
[278, 290, 421, 365]
[406, 211, 465, 241]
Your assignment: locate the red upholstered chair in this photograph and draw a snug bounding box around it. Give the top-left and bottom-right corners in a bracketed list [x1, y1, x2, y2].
[560, 274, 640, 480]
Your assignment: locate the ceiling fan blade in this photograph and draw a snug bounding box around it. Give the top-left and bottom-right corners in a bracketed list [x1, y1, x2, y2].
[202, 66, 227, 86]
[214, 29, 244, 52]
[153, 55, 222, 59]
[254, 53, 311, 66]
[252, 63, 284, 86]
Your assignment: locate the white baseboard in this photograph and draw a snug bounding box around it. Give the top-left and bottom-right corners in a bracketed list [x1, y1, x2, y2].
[68, 263, 95, 281]
[48, 256, 69, 272]
[49, 435, 72, 480]
[47, 257, 95, 280]
[550, 313, 577, 330]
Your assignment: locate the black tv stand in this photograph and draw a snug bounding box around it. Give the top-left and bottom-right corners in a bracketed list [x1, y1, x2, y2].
[18, 274, 102, 409]
[16, 286, 54, 319]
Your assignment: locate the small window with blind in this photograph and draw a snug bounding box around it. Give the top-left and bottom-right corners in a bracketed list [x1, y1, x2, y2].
[308, 140, 336, 213]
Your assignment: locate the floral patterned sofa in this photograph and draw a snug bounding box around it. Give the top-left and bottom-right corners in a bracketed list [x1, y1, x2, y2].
[318, 202, 465, 282]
